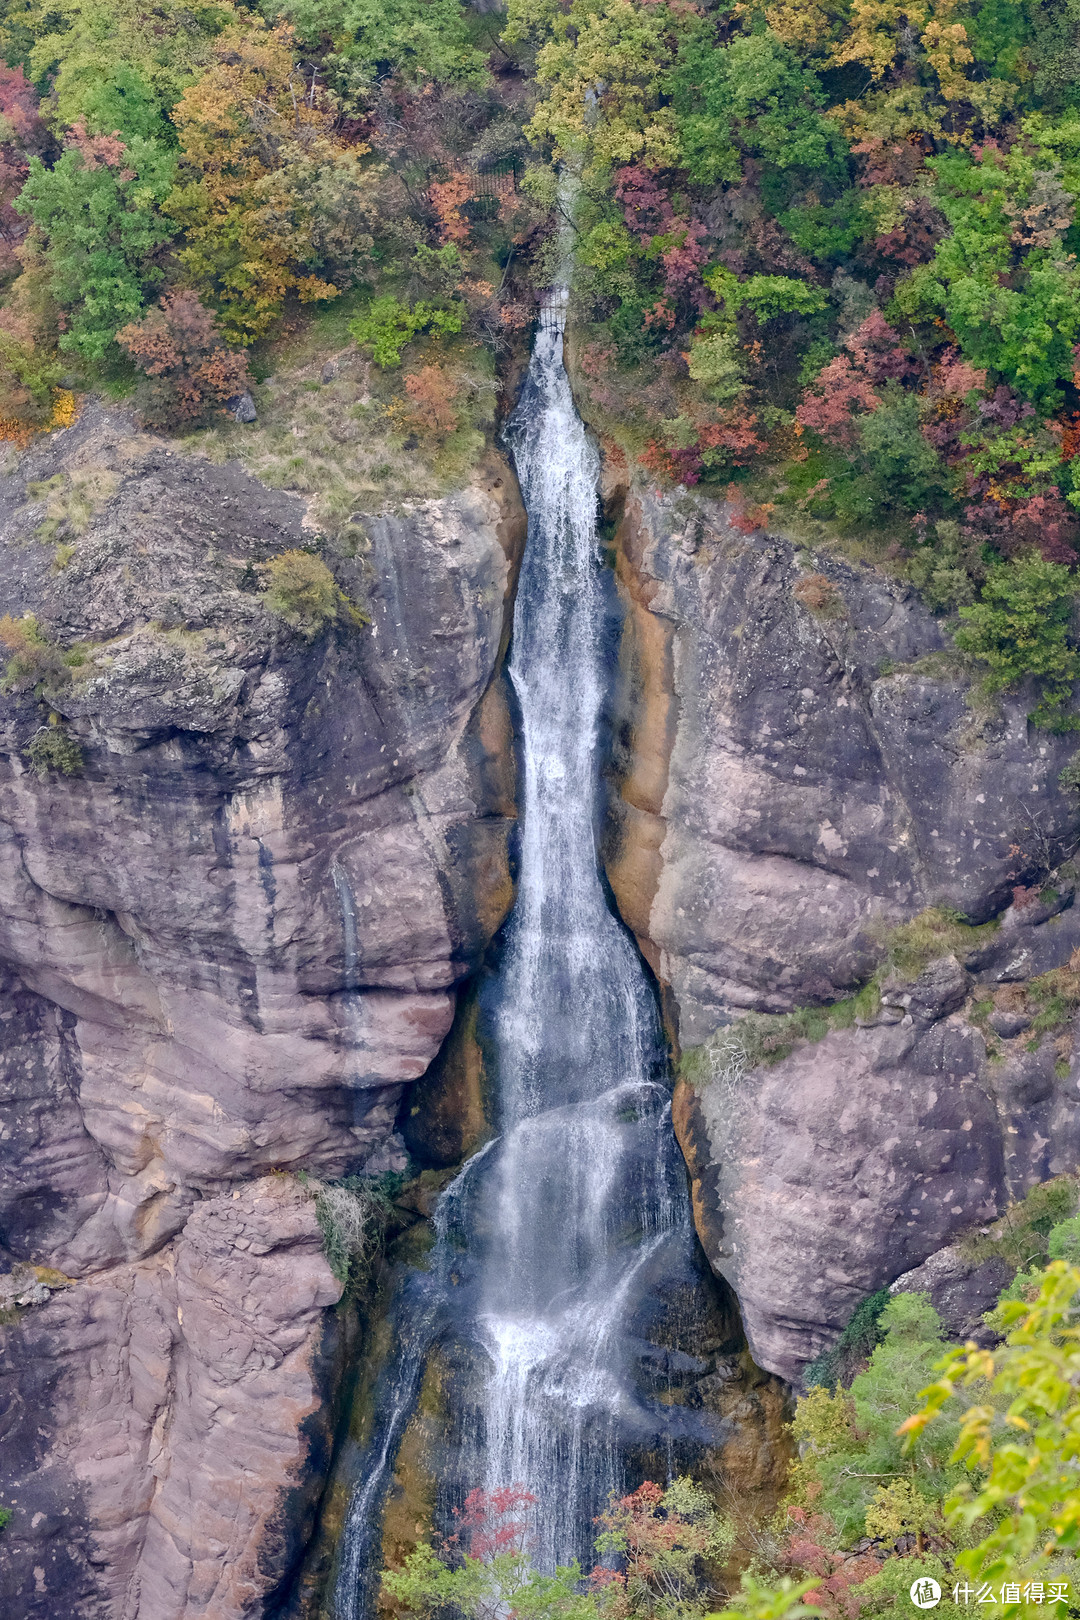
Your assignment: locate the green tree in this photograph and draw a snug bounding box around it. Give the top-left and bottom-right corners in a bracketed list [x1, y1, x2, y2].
[902, 1261, 1080, 1611]
[166, 20, 381, 343]
[19, 0, 235, 134]
[16, 127, 175, 359]
[787, 1294, 964, 1544]
[667, 28, 849, 206]
[894, 128, 1080, 408]
[506, 0, 689, 170]
[954, 554, 1080, 726]
[266, 0, 488, 87]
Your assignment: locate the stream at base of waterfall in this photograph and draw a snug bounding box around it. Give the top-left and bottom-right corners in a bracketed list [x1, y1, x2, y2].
[333, 315, 730, 1620]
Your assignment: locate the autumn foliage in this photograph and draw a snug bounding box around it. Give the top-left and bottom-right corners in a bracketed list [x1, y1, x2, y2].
[429, 171, 474, 245]
[590, 1478, 733, 1620]
[382, 1477, 732, 1620]
[404, 365, 460, 434]
[117, 290, 250, 427]
[776, 1508, 882, 1620]
[167, 20, 380, 343]
[0, 65, 45, 278]
[455, 1485, 537, 1561]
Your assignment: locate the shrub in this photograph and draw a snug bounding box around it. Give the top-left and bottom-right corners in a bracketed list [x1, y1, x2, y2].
[803, 1289, 891, 1391]
[774, 1506, 882, 1618]
[592, 1478, 734, 1620]
[862, 1479, 939, 1547]
[349, 295, 464, 368]
[790, 1295, 963, 1545]
[1060, 751, 1080, 793]
[954, 554, 1080, 727]
[26, 722, 82, 778]
[1047, 1214, 1080, 1265]
[382, 1485, 588, 1620]
[852, 1557, 968, 1620]
[0, 614, 68, 692]
[793, 573, 844, 617]
[0, 310, 62, 428]
[960, 1175, 1080, 1274]
[116, 290, 250, 428]
[261, 550, 367, 638]
[403, 364, 460, 434]
[383, 1476, 731, 1620]
[310, 1177, 392, 1286]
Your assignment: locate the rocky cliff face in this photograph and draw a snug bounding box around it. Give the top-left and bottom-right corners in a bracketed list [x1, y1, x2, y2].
[603, 474, 1080, 1386]
[0, 402, 524, 1616]
[11, 387, 1080, 1610]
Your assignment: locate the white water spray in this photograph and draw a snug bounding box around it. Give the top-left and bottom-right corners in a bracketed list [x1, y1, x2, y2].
[466, 313, 684, 1569]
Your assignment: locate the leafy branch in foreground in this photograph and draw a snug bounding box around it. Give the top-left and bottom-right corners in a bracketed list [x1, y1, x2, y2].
[901, 1261, 1080, 1611]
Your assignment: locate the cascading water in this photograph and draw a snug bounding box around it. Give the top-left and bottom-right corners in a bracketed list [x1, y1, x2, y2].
[461, 308, 690, 1568]
[334, 307, 726, 1620]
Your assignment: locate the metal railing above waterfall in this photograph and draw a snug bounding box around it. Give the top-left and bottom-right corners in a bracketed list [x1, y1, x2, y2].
[494, 294, 570, 333]
[464, 156, 520, 221]
[537, 297, 568, 332]
[470, 155, 520, 197]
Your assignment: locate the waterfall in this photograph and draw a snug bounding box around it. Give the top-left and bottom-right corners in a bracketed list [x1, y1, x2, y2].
[465, 317, 688, 1569]
[331, 862, 360, 991]
[335, 315, 718, 1620]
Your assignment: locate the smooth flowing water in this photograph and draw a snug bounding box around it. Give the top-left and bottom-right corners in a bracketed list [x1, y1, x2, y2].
[335, 314, 712, 1619]
[463, 313, 688, 1567]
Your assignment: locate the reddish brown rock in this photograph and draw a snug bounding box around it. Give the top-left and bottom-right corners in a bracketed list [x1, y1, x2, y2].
[0, 1176, 341, 1618]
[0, 408, 525, 1616]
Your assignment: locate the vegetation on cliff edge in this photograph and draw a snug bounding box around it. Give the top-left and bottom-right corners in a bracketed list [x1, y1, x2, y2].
[8, 1, 1080, 708]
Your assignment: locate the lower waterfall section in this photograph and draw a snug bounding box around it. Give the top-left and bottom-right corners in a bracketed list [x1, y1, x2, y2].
[330, 323, 771, 1620]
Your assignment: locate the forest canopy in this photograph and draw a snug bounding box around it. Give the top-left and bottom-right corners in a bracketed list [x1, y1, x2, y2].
[6, 0, 1080, 715]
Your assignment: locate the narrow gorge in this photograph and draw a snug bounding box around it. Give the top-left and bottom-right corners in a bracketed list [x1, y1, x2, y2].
[7, 302, 1080, 1617]
[6, 0, 1080, 1614]
[328, 308, 769, 1617]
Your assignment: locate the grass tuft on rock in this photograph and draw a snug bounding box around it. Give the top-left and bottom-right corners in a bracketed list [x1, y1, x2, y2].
[304, 1174, 401, 1291]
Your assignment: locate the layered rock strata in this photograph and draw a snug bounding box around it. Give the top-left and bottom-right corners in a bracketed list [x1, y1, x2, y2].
[0, 403, 524, 1615]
